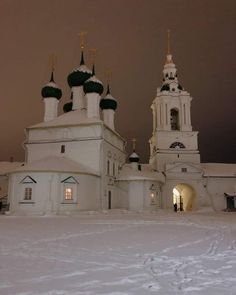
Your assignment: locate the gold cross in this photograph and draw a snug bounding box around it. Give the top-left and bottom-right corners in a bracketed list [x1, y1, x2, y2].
[79, 31, 87, 49]
[131, 138, 137, 151]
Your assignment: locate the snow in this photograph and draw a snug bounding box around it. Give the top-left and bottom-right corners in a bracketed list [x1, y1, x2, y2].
[72, 65, 92, 74]
[0, 210, 235, 295]
[105, 94, 116, 101]
[12, 156, 98, 176]
[30, 109, 103, 129]
[86, 76, 103, 85]
[202, 163, 236, 177]
[45, 82, 60, 89]
[0, 162, 23, 175]
[118, 164, 165, 182]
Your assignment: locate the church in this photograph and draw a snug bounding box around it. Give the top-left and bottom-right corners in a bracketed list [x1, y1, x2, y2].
[3, 37, 236, 215]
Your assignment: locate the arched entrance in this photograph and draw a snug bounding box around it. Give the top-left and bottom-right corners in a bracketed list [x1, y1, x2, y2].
[173, 184, 195, 212]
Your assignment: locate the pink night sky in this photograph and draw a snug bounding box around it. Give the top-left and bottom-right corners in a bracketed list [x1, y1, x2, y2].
[0, 0, 235, 163]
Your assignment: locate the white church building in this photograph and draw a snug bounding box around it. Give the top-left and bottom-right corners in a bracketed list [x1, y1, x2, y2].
[2, 44, 236, 215]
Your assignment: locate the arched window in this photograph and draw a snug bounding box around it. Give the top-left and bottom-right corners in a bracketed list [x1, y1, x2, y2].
[170, 108, 179, 130]
[170, 142, 185, 149]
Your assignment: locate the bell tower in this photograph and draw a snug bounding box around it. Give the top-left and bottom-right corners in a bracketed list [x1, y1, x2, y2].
[149, 31, 200, 171]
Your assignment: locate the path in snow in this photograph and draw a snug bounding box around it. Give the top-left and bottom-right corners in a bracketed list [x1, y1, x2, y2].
[0, 211, 235, 295]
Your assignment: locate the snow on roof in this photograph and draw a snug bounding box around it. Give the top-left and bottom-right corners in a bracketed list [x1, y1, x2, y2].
[44, 81, 60, 89]
[202, 163, 236, 177]
[86, 75, 103, 85]
[0, 162, 24, 175]
[10, 156, 99, 176]
[73, 65, 92, 74]
[105, 93, 116, 101]
[117, 164, 165, 182]
[29, 109, 103, 129]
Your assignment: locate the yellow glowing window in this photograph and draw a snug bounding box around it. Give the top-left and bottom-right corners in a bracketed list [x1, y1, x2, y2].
[65, 188, 73, 200]
[24, 187, 32, 200]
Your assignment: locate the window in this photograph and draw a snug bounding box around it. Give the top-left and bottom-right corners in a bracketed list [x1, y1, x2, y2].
[65, 188, 73, 200]
[181, 168, 187, 173]
[61, 145, 65, 153]
[61, 176, 78, 203]
[170, 142, 185, 149]
[107, 160, 110, 175]
[24, 187, 32, 200]
[113, 162, 116, 176]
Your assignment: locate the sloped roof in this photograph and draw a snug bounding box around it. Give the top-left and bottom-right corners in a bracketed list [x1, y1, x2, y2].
[10, 156, 99, 176]
[0, 162, 24, 175]
[29, 109, 103, 129]
[202, 163, 236, 177]
[117, 164, 165, 182]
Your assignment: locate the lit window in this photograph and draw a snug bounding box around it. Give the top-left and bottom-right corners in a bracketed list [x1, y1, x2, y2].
[65, 188, 73, 200]
[24, 187, 32, 200]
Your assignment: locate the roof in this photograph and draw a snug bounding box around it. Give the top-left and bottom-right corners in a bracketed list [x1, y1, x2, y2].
[117, 164, 165, 182]
[202, 163, 236, 177]
[10, 156, 99, 176]
[0, 162, 24, 175]
[29, 109, 103, 129]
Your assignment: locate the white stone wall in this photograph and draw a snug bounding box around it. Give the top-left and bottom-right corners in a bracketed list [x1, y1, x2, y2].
[8, 172, 100, 215]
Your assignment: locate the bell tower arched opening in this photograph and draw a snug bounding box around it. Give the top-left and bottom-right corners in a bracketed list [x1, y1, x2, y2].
[170, 108, 179, 130]
[173, 184, 195, 211]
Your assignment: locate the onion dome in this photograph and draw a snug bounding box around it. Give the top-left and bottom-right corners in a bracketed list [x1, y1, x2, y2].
[129, 151, 140, 163]
[63, 101, 72, 113]
[83, 75, 104, 95]
[100, 85, 117, 110]
[67, 51, 92, 88]
[41, 72, 62, 100]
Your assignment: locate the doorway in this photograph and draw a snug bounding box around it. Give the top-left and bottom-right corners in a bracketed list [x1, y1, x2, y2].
[173, 184, 195, 211]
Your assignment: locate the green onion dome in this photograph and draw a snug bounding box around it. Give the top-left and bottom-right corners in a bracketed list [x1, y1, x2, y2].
[129, 151, 140, 163]
[67, 65, 92, 88]
[63, 101, 73, 113]
[100, 85, 117, 110]
[83, 76, 104, 95]
[67, 51, 92, 88]
[41, 72, 62, 100]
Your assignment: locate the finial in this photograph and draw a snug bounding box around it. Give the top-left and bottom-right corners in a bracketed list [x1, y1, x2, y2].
[167, 29, 171, 55]
[90, 48, 97, 75]
[78, 32, 87, 65]
[105, 68, 112, 94]
[131, 138, 137, 151]
[79, 32, 87, 50]
[49, 54, 56, 82]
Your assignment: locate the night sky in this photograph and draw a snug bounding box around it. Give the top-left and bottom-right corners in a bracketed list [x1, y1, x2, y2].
[0, 0, 235, 163]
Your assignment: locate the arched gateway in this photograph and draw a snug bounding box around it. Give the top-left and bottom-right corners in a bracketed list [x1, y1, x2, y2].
[173, 184, 195, 211]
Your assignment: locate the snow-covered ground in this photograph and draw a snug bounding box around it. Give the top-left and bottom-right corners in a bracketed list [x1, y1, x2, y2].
[0, 210, 236, 295]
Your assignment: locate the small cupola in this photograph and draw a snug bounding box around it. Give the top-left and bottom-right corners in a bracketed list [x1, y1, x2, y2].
[41, 72, 62, 100]
[67, 51, 92, 88]
[129, 138, 140, 163]
[100, 84, 117, 111]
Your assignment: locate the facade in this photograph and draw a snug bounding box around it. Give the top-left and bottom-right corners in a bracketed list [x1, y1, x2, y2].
[4, 47, 236, 215]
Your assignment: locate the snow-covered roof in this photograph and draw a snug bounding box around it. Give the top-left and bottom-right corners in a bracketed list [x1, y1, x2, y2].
[117, 164, 165, 182]
[0, 162, 24, 175]
[10, 156, 99, 176]
[29, 109, 103, 129]
[72, 65, 92, 74]
[86, 75, 103, 85]
[202, 163, 236, 177]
